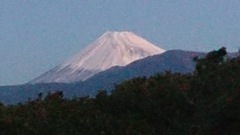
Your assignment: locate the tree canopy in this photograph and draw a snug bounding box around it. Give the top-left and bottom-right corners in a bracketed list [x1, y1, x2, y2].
[0, 48, 240, 135]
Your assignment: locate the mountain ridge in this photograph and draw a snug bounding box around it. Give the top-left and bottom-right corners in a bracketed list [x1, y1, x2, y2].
[0, 50, 205, 104]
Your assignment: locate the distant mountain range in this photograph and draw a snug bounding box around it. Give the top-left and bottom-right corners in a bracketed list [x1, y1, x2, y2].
[0, 50, 204, 104]
[0, 31, 207, 104]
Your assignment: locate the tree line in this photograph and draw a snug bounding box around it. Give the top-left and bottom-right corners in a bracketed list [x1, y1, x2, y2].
[0, 47, 240, 135]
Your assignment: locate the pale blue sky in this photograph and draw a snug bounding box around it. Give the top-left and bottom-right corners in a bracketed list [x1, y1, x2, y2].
[1, 0, 240, 85]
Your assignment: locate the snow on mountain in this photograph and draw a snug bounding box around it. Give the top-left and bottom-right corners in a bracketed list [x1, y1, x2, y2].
[30, 31, 165, 84]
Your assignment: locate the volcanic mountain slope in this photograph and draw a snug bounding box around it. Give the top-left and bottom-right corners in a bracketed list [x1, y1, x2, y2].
[0, 50, 204, 104]
[30, 31, 165, 84]
[68, 50, 205, 96]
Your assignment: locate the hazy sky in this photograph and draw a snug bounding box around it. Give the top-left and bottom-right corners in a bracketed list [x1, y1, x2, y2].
[1, 0, 240, 85]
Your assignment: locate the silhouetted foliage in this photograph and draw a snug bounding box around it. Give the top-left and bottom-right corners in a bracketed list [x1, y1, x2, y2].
[0, 47, 240, 135]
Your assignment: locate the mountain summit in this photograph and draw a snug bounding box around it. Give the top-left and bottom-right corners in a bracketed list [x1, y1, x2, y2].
[30, 31, 165, 84]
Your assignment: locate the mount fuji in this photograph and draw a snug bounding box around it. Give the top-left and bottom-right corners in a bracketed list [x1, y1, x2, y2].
[30, 31, 165, 84]
[0, 31, 207, 104]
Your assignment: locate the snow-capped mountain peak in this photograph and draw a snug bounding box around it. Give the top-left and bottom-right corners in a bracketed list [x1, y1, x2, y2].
[30, 31, 165, 84]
